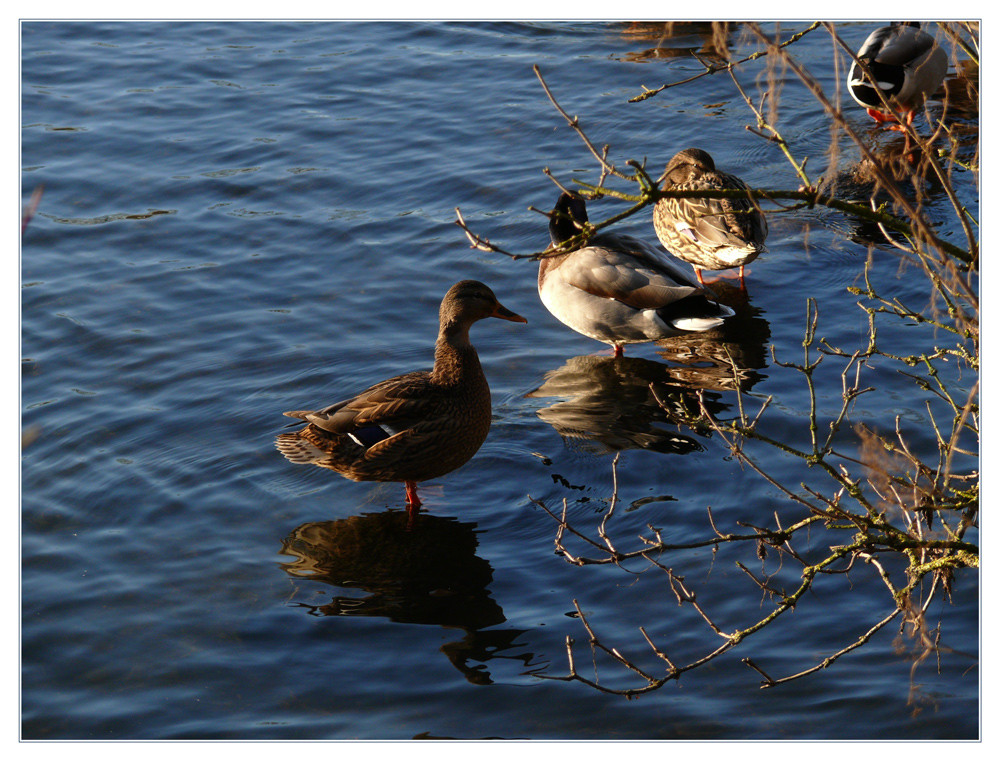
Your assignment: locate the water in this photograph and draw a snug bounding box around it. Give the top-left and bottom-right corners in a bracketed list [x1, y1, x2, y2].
[20, 21, 979, 740]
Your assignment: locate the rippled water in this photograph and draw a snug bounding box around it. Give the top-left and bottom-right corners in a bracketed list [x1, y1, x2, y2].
[21, 21, 978, 740]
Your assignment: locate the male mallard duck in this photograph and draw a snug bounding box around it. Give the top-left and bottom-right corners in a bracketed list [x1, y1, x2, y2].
[847, 22, 948, 127]
[539, 192, 734, 358]
[276, 280, 526, 521]
[653, 148, 767, 288]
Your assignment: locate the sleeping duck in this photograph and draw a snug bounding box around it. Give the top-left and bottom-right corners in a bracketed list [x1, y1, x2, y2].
[847, 22, 948, 126]
[538, 192, 734, 358]
[276, 280, 526, 522]
[653, 148, 768, 288]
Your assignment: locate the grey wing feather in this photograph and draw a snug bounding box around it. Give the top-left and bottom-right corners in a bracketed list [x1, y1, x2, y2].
[558, 234, 700, 308]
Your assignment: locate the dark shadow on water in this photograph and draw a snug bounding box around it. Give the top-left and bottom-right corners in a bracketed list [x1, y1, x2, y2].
[655, 280, 770, 391]
[279, 510, 536, 685]
[612, 21, 734, 64]
[528, 354, 713, 455]
[529, 291, 769, 455]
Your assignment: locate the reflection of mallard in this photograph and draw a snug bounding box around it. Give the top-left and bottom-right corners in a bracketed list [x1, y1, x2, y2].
[280, 510, 504, 631]
[617, 22, 732, 62]
[835, 145, 958, 244]
[527, 354, 728, 455]
[656, 280, 770, 393]
[275, 281, 526, 519]
[280, 511, 539, 686]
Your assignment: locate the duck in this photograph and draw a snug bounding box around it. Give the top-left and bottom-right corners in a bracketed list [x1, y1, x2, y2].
[653, 148, 768, 288]
[275, 280, 526, 523]
[539, 192, 734, 358]
[847, 22, 948, 127]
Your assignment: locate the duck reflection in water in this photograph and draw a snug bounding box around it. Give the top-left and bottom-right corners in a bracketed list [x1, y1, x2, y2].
[530, 287, 770, 455]
[836, 127, 975, 248]
[654, 279, 770, 393]
[279, 510, 537, 685]
[529, 355, 719, 456]
[616, 21, 733, 64]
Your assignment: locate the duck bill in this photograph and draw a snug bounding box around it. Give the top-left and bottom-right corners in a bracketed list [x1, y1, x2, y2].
[491, 303, 527, 323]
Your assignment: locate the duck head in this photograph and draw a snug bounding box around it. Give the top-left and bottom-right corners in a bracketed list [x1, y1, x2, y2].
[659, 148, 717, 185]
[440, 280, 527, 332]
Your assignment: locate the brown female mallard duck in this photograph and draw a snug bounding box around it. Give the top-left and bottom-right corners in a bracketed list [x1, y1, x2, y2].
[275, 280, 526, 520]
[653, 148, 767, 288]
[539, 192, 733, 358]
[848, 22, 948, 127]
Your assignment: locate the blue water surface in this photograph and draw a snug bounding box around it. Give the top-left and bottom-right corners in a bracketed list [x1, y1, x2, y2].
[21, 20, 979, 740]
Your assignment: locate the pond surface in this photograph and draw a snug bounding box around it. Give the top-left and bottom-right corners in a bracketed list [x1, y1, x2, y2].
[20, 20, 979, 741]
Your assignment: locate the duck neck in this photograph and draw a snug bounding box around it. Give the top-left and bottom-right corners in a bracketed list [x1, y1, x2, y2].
[431, 323, 483, 385]
[538, 252, 564, 284]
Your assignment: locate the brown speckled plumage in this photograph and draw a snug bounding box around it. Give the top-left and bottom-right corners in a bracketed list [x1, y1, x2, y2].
[275, 280, 525, 516]
[653, 148, 767, 286]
